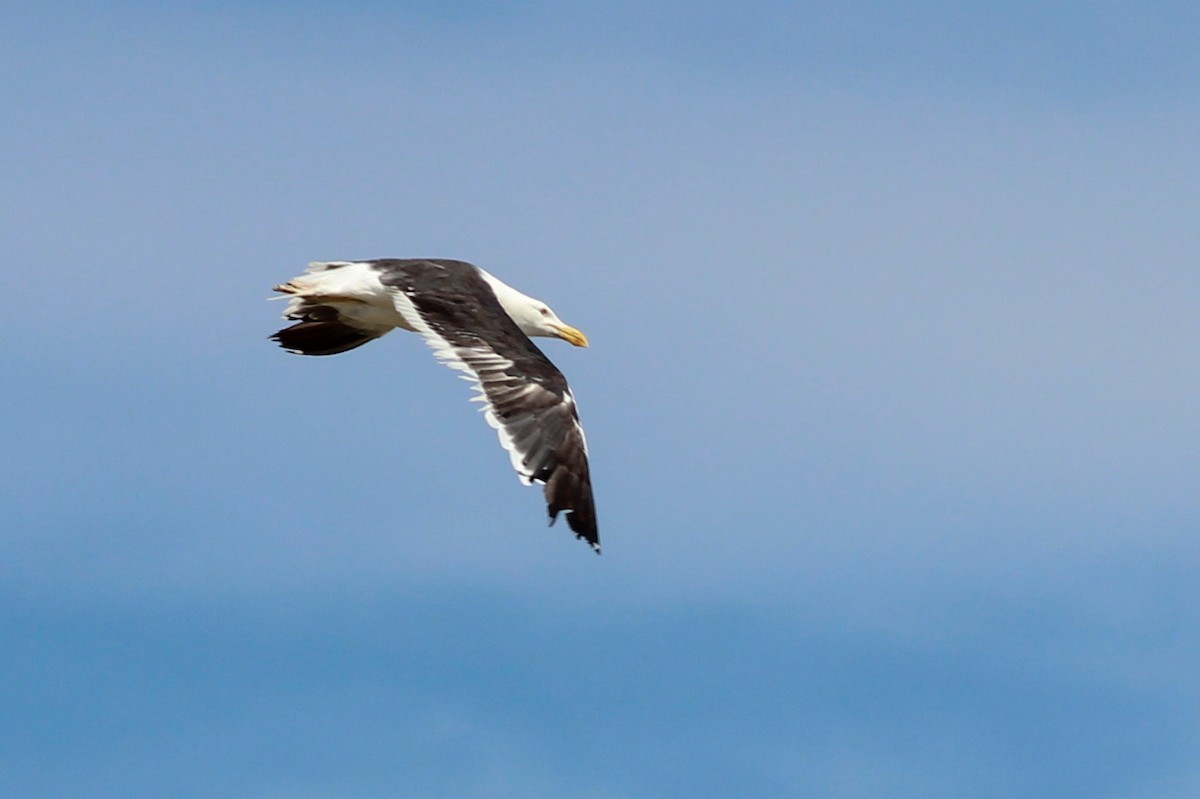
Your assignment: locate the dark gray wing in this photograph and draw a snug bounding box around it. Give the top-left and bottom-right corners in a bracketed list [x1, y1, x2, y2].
[373, 260, 599, 552]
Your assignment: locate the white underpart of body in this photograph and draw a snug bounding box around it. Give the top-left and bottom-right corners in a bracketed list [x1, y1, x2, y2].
[277, 261, 566, 340]
[274, 261, 412, 335]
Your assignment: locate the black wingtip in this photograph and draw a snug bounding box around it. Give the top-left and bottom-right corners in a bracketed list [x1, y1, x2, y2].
[548, 509, 601, 554]
[573, 525, 601, 555]
[270, 320, 378, 356]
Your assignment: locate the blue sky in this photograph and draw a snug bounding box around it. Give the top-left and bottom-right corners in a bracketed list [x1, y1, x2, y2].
[4, 2, 1199, 796]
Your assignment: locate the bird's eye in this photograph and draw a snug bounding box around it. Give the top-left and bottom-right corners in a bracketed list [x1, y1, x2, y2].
[539, 308, 550, 317]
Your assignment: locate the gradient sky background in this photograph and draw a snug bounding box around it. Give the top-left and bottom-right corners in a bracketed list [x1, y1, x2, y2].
[4, 2, 1200, 797]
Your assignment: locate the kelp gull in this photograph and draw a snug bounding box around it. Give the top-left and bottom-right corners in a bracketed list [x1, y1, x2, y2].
[271, 259, 599, 552]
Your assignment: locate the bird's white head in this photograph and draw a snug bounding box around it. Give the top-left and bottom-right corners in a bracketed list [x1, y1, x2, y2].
[513, 299, 589, 347]
[478, 269, 589, 347]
